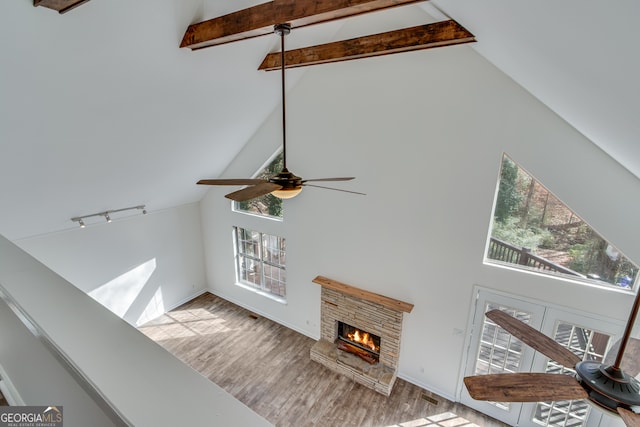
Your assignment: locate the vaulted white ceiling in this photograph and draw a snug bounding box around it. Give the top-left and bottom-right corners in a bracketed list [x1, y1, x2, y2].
[1, 0, 638, 240]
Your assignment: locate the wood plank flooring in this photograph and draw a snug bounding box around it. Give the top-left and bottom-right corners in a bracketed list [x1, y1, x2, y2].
[139, 292, 507, 427]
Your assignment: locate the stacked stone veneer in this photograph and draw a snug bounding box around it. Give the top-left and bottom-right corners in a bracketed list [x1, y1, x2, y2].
[310, 286, 405, 396]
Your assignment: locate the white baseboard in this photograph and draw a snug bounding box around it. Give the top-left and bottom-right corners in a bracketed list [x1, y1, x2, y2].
[136, 288, 208, 326]
[165, 288, 208, 312]
[396, 372, 456, 402]
[207, 288, 319, 340]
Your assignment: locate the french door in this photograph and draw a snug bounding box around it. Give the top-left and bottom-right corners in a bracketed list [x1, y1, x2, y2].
[460, 289, 625, 427]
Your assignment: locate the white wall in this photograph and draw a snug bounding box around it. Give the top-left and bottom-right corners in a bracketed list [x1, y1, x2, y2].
[0, 299, 117, 427]
[16, 203, 206, 326]
[200, 36, 640, 399]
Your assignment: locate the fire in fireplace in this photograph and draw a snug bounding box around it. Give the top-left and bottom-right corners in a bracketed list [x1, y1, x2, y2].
[336, 322, 381, 364]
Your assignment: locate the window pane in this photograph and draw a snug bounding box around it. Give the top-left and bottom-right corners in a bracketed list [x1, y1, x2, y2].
[239, 256, 261, 286]
[241, 230, 260, 257]
[263, 234, 286, 267]
[473, 303, 532, 411]
[234, 226, 286, 300]
[263, 265, 286, 298]
[487, 154, 639, 289]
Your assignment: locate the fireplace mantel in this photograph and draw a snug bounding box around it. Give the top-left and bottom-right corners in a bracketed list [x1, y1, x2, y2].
[312, 276, 414, 313]
[310, 275, 413, 396]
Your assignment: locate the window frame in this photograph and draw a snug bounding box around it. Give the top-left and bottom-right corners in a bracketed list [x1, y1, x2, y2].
[233, 226, 286, 303]
[485, 153, 639, 292]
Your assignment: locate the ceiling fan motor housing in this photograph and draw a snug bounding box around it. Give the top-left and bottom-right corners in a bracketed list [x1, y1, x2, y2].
[269, 169, 302, 190]
[274, 23, 291, 36]
[575, 360, 640, 414]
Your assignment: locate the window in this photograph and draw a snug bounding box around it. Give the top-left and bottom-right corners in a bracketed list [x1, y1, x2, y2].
[233, 151, 283, 219]
[486, 154, 638, 289]
[234, 227, 286, 300]
[472, 302, 532, 412]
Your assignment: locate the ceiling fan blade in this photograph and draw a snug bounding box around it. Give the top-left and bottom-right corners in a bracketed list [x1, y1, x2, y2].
[618, 407, 640, 427]
[464, 373, 587, 402]
[603, 337, 640, 377]
[197, 179, 267, 185]
[224, 182, 282, 202]
[486, 309, 582, 368]
[301, 177, 355, 182]
[303, 183, 366, 195]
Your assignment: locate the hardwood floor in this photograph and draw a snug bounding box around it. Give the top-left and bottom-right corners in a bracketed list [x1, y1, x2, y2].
[139, 292, 507, 427]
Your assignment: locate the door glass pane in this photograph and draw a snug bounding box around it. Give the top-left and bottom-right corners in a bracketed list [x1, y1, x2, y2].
[473, 303, 533, 411]
[531, 322, 611, 427]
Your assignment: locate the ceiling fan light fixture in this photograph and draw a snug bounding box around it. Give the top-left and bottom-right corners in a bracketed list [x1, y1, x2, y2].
[271, 187, 302, 199]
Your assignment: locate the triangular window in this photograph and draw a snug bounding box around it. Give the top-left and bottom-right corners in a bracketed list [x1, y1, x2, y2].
[486, 154, 638, 289]
[232, 151, 284, 220]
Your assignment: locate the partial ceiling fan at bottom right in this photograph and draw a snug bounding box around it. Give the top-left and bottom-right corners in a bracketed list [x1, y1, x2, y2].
[464, 295, 640, 427]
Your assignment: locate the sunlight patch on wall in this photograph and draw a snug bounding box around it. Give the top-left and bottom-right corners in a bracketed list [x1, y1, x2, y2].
[136, 287, 165, 326]
[89, 258, 156, 318]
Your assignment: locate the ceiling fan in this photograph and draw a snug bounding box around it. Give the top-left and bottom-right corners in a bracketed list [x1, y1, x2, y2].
[464, 290, 640, 426]
[197, 23, 363, 202]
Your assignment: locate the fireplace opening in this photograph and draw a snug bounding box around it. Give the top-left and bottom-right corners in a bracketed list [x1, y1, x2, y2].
[336, 322, 380, 364]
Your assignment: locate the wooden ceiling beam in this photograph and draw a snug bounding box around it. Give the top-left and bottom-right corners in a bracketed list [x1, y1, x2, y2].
[34, 0, 90, 14]
[180, 0, 427, 50]
[258, 20, 475, 71]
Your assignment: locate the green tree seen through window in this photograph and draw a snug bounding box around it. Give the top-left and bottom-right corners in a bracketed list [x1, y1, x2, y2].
[488, 154, 638, 289]
[494, 156, 522, 223]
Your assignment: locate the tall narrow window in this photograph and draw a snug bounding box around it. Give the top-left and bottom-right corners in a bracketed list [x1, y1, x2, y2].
[234, 227, 286, 300]
[473, 302, 532, 411]
[233, 151, 283, 219]
[487, 154, 638, 289]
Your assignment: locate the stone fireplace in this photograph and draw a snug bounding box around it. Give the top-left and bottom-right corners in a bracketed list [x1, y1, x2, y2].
[310, 276, 413, 396]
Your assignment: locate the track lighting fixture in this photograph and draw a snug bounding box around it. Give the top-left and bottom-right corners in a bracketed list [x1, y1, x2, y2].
[71, 204, 147, 228]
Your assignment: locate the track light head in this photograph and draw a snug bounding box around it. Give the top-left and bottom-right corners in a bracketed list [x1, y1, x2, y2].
[105, 213, 112, 223]
[79, 219, 85, 228]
